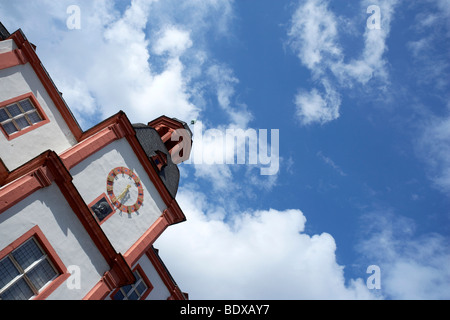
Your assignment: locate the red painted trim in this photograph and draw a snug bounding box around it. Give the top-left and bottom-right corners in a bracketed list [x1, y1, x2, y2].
[60, 124, 118, 169]
[7, 30, 83, 141]
[0, 112, 186, 298]
[0, 225, 70, 300]
[110, 264, 154, 300]
[87, 193, 115, 225]
[152, 151, 168, 171]
[82, 280, 111, 300]
[166, 200, 186, 225]
[135, 264, 154, 300]
[0, 171, 46, 213]
[0, 49, 28, 70]
[0, 92, 50, 141]
[83, 253, 135, 300]
[147, 116, 193, 160]
[0, 151, 135, 297]
[60, 112, 186, 224]
[123, 215, 170, 267]
[148, 116, 186, 133]
[0, 159, 8, 186]
[145, 247, 187, 300]
[1, 31, 189, 299]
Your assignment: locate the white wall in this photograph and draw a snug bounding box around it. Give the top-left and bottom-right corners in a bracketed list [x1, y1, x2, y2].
[0, 59, 77, 171]
[0, 184, 110, 300]
[70, 138, 167, 255]
[0, 39, 17, 54]
[137, 253, 171, 300]
[104, 253, 171, 300]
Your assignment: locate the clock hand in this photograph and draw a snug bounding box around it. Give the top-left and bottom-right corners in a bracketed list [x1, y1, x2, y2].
[117, 184, 131, 201]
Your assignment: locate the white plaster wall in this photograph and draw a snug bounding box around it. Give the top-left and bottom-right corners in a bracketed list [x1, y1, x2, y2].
[0, 62, 77, 171]
[70, 138, 167, 255]
[0, 39, 17, 54]
[137, 253, 171, 300]
[103, 253, 171, 300]
[0, 184, 110, 300]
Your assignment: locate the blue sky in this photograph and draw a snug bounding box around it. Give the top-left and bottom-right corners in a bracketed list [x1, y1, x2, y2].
[1, 0, 449, 299]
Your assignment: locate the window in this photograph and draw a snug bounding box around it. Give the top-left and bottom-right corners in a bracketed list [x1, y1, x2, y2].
[0, 93, 49, 140]
[112, 267, 153, 300]
[0, 237, 60, 300]
[151, 151, 167, 171]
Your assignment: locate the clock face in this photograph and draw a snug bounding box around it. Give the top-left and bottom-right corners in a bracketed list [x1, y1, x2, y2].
[106, 167, 144, 214]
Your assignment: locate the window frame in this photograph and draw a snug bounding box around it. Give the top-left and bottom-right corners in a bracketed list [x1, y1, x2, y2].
[111, 264, 153, 300]
[0, 226, 69, 300]
[151, 151, 168, 171]
[0, 93, 50, 141]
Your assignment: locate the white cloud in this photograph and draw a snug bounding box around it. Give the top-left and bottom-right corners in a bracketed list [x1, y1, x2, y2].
[317, 151, 347, 176]
[1, 0, 263, 193]
[185, 121, 279, 193]
[206, 64, 253, 128]
[417, 113, 450, 194]
[0, 0, 238, 129]
[337, 0, 398, 85]
[407, 0, 450, 194]
[288, 0, 341, 72]
[357, 211, 450, 299]
[294, 83, 340, 125]
[288, 0, 398, 125]
[156, 188, 376, 299]
[152, 26, 193, 57]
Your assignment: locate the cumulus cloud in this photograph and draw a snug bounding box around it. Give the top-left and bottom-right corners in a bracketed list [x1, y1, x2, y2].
[1, 0, 269, 190]
[152, 26, 193, 57]
[156, 188, 375, 299]
[0, 0, 237, 129]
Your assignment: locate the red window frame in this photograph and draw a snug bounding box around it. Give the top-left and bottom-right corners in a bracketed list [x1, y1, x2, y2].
[151, 151, 168, 171]
[110, 264, 153, 300]
[0, 225, 70, 300]
[0, 92, 50, 141]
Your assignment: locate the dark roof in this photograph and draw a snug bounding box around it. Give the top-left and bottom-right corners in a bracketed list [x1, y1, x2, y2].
[171, 117, 193, 139]
[0, 21, 11, 40]
[133, 123, 180, 198]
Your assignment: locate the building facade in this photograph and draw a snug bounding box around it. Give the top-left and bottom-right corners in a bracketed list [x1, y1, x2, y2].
[0, 23, 190, 300]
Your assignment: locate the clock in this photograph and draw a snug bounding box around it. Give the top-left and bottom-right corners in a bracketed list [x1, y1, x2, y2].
[106, 166, 144, 214]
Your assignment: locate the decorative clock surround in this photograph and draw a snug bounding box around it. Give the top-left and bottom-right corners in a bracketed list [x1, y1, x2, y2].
[106, 166, 144, 214]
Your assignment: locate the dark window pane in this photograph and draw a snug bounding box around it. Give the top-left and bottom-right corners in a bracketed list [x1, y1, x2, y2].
[0, 108, 9, 122]
[2, 122, 18, 135]
[135, 281, 147, 295]
[19, 99, 34, 112]
[27, 259, 58, 290]
[128, 290, 139, 300]
[15, 116, 30, 129]
[113, 289, 125, 300]
[121, 284, 132, 296]
[0, 257, 20, 288]
[0, 278, 34, 300]
[12, 239, 44, 270]
[6, 104, 21, 117]
[27, 111, 42, 124]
